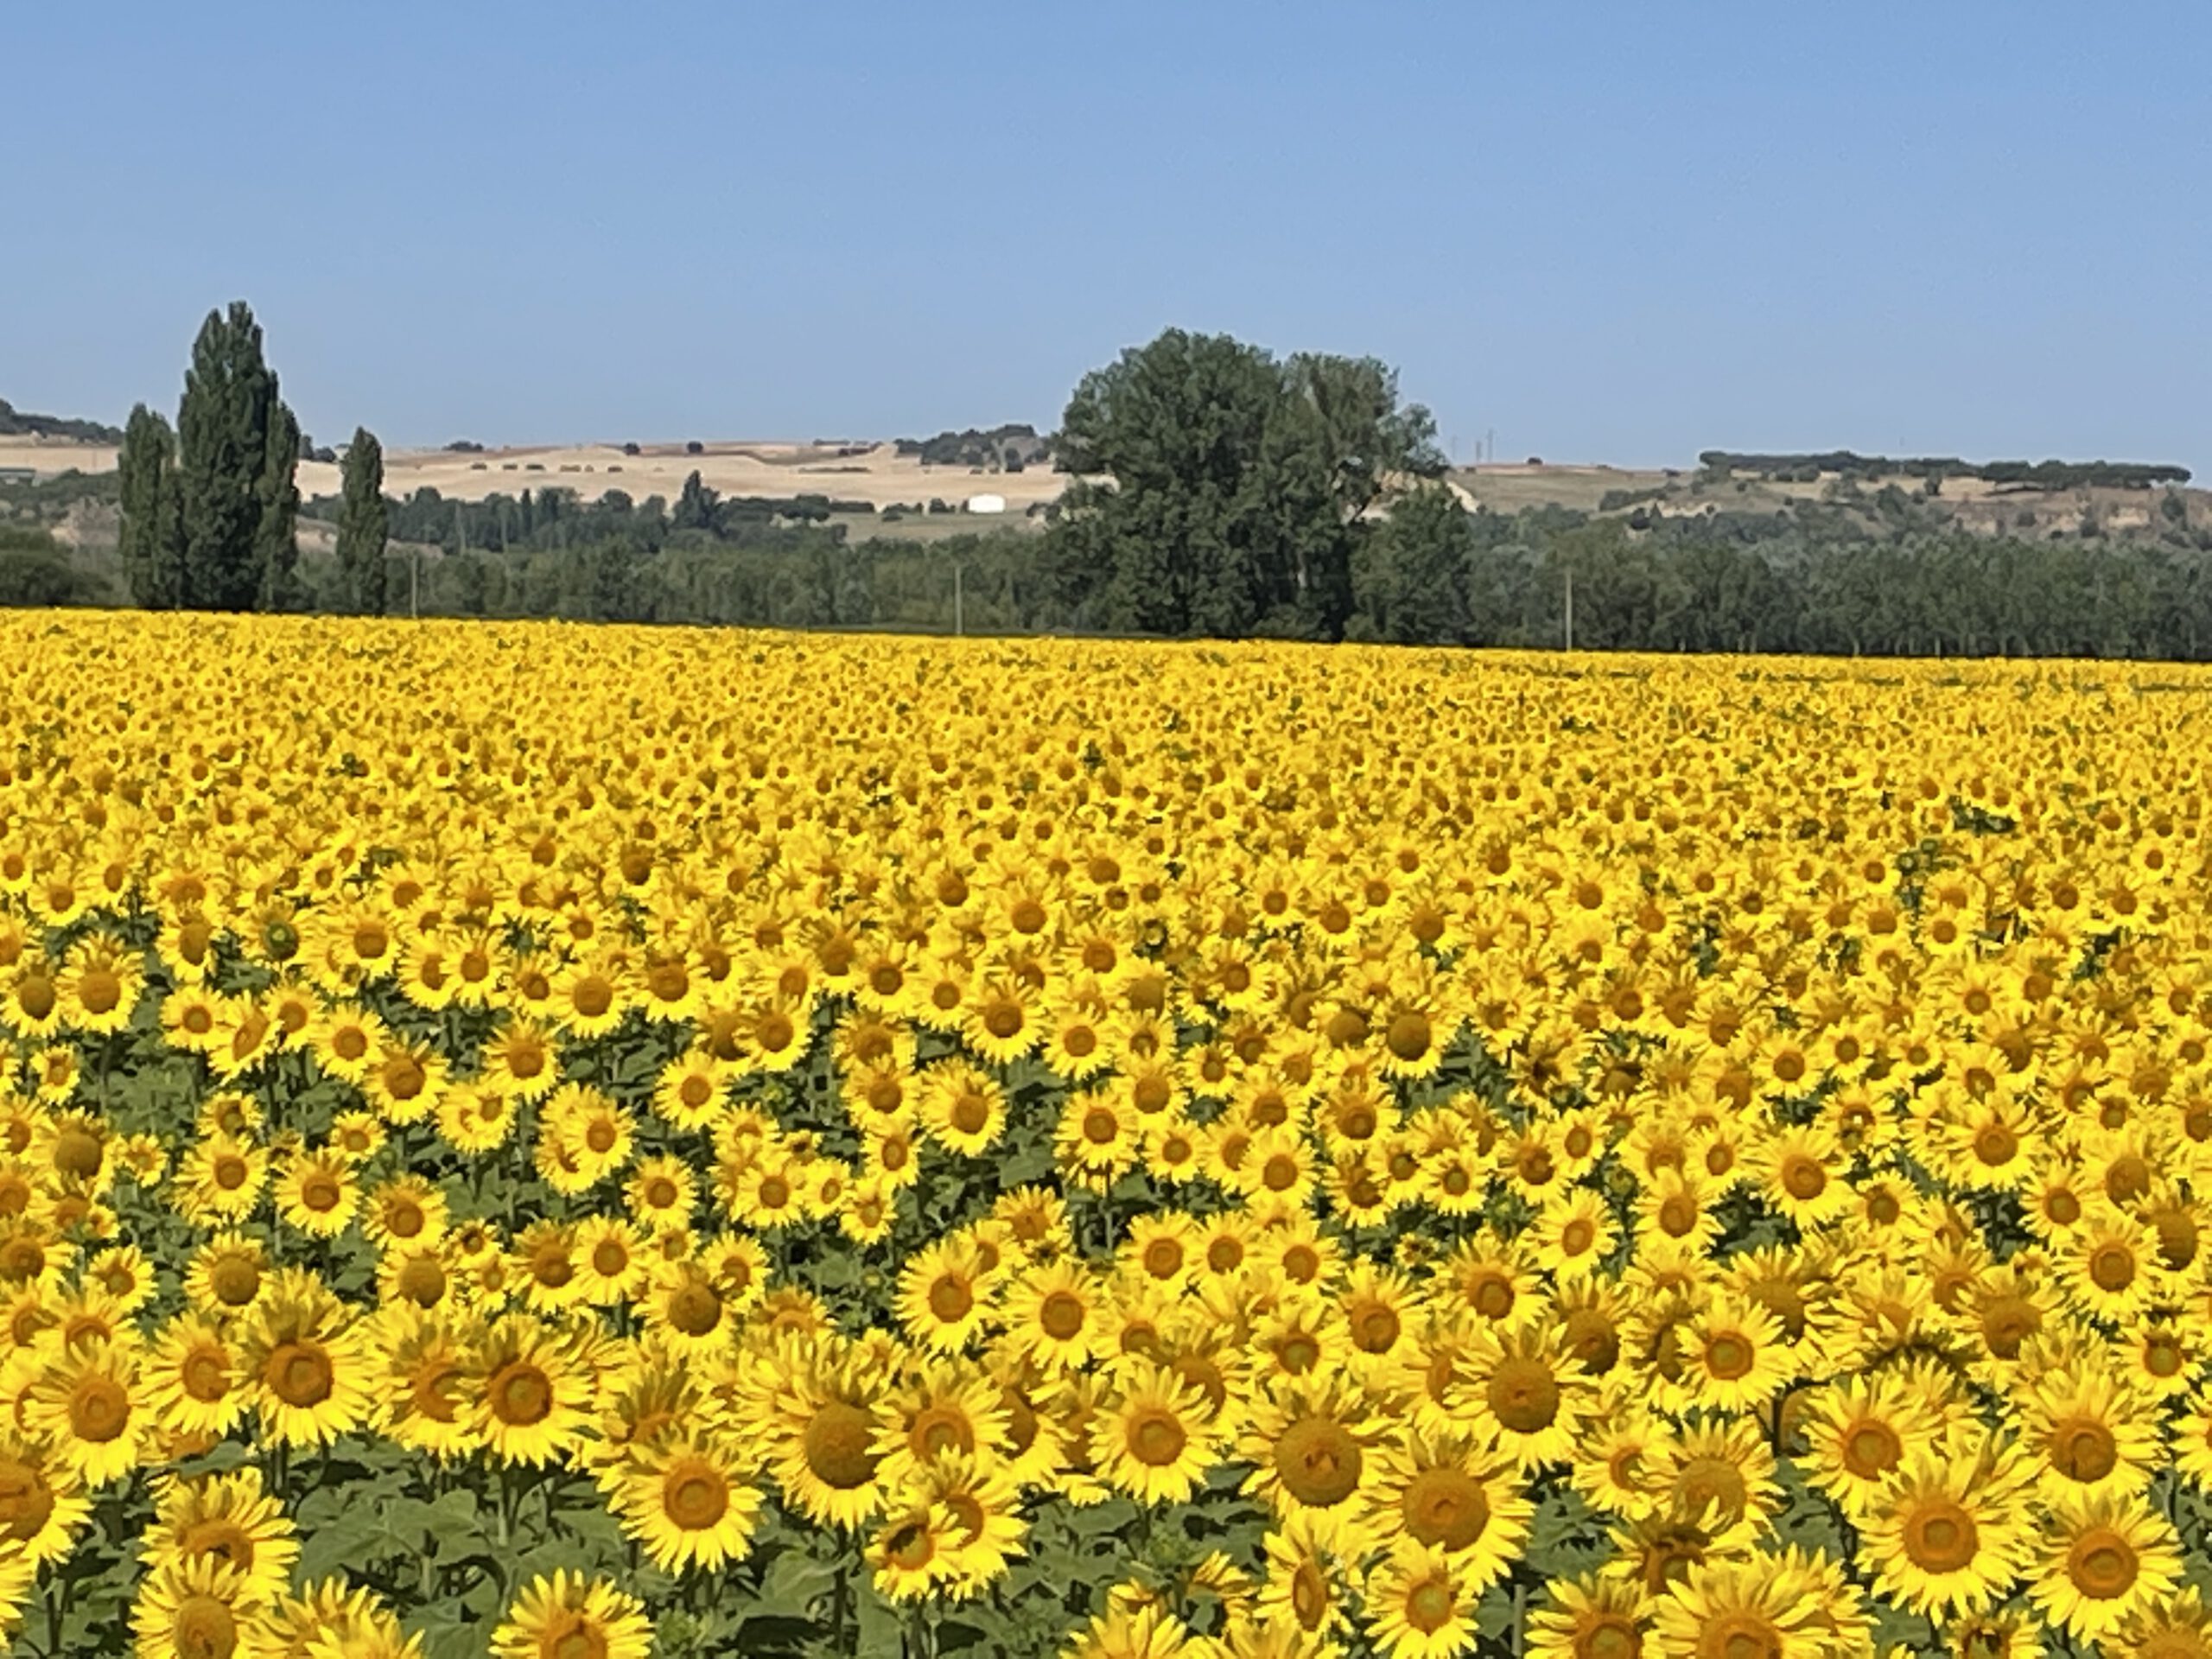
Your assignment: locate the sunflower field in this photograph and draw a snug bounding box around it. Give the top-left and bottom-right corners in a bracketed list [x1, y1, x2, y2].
[5, 613, 2212, 1658]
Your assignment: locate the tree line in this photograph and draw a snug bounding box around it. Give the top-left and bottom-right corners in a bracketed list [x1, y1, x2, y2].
[30, 305, 2209, 662]
[1700, 449, 2192, 491]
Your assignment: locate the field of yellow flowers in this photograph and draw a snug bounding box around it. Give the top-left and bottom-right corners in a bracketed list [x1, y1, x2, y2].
[3, 611, 2211, 1658]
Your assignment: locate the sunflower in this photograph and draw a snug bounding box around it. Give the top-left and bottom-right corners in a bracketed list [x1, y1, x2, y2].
[2108, 1585, 2212, 1659]
[1634, 1170, 1721, 1264]
[237, 1275, 374, 1449]
[1363, 1541, 1481, 1658]
[1060, 1601, 1198, 1659]
[1526, 1573, 1654, 1659]
[1528, 1188, 1620, 1283]
[2029, 1491, 2185, 1645]
[373, 1307, 478, 1463]
[1057, 1087, 1140, 1189]
[144, 1465, 298, 1605]
[613, 1428, 762, 1573]
[919, 1058, 1010, 1157]
[359, 1038, 447, 1125]
[182, 1231, 270, 1319]
[1454, 1323, 1592, 1473]
[475, 1017, 562, 1104]
[537, 1083, 635, 1193]
[302, 1001, 384, 1084]
[569, 1216, 650, 1308]
[1650, 1414, 1779, 1548]
[273, 1147, 359, 1238]
[1649, 1553, 1828, 1659]
[1090, 1360, 1217, 1506]
[756, 1336, 888, 1529]
[962, 977, 1040, 1065]
[1679, 1293, 1790, 1415]
[437, 1084, 520, 1156]
[1338, 1262, 1418, 1373]
[0, 957, 65, 1040]
[652, 1047, 732, 1132]
[1240, 1376, 1380, 1548]
[131, 1554, 258, 1659]
[465, 1313, 596, 1468]
[739, 995, 815, 1072]
[862, 1363, 1005, 1497]
[143, 1313, 250, 1440]
[911, 1452, 1027, 1599]
[1002, 1259, 1106, 1373]
[2064, 1205, 2166, 1325]
[171, 1134, 271, 1227]
[1757, 1123, 1855, 1229]
[0, 1429, 90, 1568]
[1255, 1507, 1352, 1645]
[25, 1336, 147, 1487]
[489, 1571, 653, 1659]
[550, 950, 634, 1039]
[1862, 1444, 2035, 1622]
[1365, 1430, 1530, 1591]
[511, 1220, 588, 1316]
[896, 1236, 996, 1356]
[2017, 1360, 2159, 1504]
[1798, 1370, 1948, 1521]
[360, 1173, 448, 1252]
[630, 1258, 730, 1354]
[862, 1494, 963, 1604]
[55, 934, 141, 1035]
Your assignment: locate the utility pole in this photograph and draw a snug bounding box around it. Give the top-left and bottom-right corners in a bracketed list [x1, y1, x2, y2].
[410, 547, 420, 619]
[1564, 568, 1574, 652]
[954, 562, 963, 636]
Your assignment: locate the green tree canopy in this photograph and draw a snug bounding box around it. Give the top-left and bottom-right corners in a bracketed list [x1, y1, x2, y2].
[336, 427, 389, 614]
[174, 302, 300, 611]
[1047, 329, 1444, 639]
[117, 403, 181, 608]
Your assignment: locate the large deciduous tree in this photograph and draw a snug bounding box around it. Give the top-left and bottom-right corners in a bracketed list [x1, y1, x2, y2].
[1046, 329, 1446, 639]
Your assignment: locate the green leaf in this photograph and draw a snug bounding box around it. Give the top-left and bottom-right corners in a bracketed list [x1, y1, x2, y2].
[855, 1580, 904, 1658]
[756, 1547, 838, 1618]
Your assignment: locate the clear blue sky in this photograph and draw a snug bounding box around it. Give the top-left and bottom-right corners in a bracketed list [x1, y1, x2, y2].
[10, 1, 2208, 470]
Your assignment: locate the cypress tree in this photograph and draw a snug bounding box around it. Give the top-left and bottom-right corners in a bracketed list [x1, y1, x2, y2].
[117, 403, 182, 607]
[255, 397, 301, 611]
[174, 302, 300, 611]
[336, 427, 389, 614]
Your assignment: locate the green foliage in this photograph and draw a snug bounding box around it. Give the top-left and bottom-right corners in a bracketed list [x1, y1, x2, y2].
[118, 404, 181, 608]
[894, 424, 1047, 469]
[1046, 330, 1443, 640]
[0, 396, 123, 442]
[172, 301, 303, 611]
[337, 428, 390, 615]
[671, 469, 719, 534]
[0, 525, 105, 607]
[1350, 483, 1477, 645]
[1700, 448, 2192, 490]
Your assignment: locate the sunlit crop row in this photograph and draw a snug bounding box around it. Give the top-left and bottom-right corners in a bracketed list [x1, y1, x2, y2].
[2, 612, 2210, 1657]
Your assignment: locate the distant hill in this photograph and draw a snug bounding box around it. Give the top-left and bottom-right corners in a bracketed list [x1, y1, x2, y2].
[0, 398, 123, 444]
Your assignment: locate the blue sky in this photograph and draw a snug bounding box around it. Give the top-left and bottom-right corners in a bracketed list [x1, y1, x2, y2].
[10, 2, 2208, 469]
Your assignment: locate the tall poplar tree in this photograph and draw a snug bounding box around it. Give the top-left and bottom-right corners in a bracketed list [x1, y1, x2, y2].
[335, 427, 389, 613]
[117, 403, 182, 607]
[173, 302, 299, 611]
